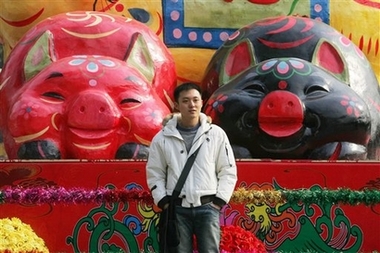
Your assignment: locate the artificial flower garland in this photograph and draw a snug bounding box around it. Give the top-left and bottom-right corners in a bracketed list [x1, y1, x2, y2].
[231, 187, 380, 206]
[0, 217, 49, 253]
[0, 186, 380, 206]
[0, 187, 154, 206]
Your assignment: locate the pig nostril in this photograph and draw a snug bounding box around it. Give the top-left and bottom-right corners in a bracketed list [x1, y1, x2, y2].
[288, 101, 294, 107]
[99, 107, 105, 113]
[268, 103, 274, 108]
[80, 106, 85, 113]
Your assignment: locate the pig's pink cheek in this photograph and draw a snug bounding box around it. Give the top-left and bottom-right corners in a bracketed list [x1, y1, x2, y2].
[7, 113, 28, 135]
[7, 100, 54, 134]
[9, 105, 29, 123]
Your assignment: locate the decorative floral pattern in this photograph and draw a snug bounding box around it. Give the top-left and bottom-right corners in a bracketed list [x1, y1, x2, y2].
[204, 94, 228, 124]
[68, 55, 119, 86]
[69, 55, 117, 70]
[11, 101, 40, 120]
[142, 107, 163, 125]
[340, 95, 362, 117]
[256, 58, 312, 80]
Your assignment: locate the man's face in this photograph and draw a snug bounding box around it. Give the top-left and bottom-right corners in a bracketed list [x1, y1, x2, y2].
[175, 89, 203, 120]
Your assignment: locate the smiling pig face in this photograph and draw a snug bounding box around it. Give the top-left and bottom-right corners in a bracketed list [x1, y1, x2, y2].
[2, 32, 170, 159]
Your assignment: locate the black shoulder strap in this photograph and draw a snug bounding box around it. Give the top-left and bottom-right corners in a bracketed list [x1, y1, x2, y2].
[171, 145, 202, 198]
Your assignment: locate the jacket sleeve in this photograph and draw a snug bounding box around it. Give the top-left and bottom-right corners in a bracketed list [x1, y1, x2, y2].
[146, 136, 168, 208]
[215, 130, 238, 206]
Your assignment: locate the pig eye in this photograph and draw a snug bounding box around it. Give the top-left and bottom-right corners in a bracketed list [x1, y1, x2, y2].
[243, 83, 266, 96]
[120, 98, 141, 109]
[121, 98, 141, 104]
[305, 84, 329, 98]
[46, 72, 64, 79]
[42, 92, 65, 100]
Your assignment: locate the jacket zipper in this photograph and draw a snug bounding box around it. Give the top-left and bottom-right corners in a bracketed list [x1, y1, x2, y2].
[225, 143, 233, 167]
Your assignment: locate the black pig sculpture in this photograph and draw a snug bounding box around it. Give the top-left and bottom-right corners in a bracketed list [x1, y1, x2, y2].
[202, 16, 380, 160]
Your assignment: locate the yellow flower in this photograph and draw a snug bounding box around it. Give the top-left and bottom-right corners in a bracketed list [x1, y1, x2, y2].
[0, 217, 49, 253]
[231, 188, 283, 205]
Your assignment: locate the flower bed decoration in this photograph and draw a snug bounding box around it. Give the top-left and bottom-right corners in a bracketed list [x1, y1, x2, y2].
[1, 186, 380, 252]
[220, 225, 267, 253]
[0, 217, 49, 253]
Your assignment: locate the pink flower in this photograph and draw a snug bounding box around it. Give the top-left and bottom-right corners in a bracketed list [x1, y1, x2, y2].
[340, 95, 361, 118]
[13, 102, 40, 120]
[142, 107, 162, 125]
[204, 94, 228, 124]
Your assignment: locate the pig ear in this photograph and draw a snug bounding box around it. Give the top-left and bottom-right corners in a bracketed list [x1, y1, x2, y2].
[124, 32, 155, 83]
[220, 39, 256, 85]
[312, 39, 349, 84]
[24, 30, 57, 81]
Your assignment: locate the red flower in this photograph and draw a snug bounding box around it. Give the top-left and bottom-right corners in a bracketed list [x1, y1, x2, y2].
[220, 225, 267, 253]
[193, 225, 266, 253]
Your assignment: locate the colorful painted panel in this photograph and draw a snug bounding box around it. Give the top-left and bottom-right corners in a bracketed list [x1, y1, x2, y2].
[0, 0, 379, 84]
[163, 0, 330, 48]
[0, 160, 379, 252]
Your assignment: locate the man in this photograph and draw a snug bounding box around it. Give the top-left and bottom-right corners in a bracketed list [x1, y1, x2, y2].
[146, 82, 238, 253]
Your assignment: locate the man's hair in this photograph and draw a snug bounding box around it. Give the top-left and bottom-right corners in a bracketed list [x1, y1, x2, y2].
[174, 82, 202, 102]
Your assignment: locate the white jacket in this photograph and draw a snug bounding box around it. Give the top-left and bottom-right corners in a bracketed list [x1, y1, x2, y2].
[146, 113, 237, 208]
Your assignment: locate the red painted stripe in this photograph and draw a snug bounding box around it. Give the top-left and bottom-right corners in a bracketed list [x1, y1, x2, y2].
[266, 17, 297, 34]
[0, 8, 43, 27]
[247, 0, 279, 4]
[156, 12, 163, 36]
[354, 0, 380, 9]
[258, 35, 314, 49]
[367, 37, 372, 55]
[97, 1, 118, 12]
[359, 36, 364, 50]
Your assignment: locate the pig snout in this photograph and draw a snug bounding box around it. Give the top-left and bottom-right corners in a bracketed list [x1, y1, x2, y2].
[258, 90, 304, 137]
[66, 90, 121, 129]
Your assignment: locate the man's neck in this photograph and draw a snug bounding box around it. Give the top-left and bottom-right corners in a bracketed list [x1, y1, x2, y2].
[179, 118, 200, 128]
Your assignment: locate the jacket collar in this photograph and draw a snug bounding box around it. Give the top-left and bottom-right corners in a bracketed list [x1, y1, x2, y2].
[162, 113, 211, 137]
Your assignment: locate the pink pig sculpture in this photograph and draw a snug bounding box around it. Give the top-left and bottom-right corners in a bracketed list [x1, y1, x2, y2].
[0, 11, 177, 159]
